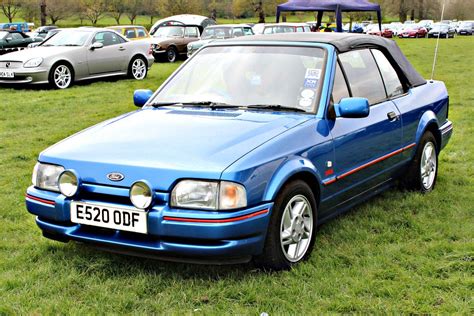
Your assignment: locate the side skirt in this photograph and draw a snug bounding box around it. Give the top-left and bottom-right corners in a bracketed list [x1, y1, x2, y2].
[318, 178, 395, 226]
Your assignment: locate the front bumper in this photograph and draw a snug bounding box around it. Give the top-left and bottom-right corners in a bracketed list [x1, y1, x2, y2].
[26, 185, 273, 263]
[0, 66, 49, 84]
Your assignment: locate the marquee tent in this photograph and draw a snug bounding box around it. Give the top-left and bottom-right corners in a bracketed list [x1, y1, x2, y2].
[276, 0, 382, 32]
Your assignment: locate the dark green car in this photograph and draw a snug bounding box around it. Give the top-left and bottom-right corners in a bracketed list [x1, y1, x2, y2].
[0, 31, 42, 49]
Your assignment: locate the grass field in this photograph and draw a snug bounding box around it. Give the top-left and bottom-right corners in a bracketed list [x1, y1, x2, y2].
[0, 37, 473, 314]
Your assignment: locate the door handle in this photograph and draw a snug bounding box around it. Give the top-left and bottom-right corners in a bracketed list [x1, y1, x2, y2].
[118, 47, 126, 51]
[387, 111, 400, 121]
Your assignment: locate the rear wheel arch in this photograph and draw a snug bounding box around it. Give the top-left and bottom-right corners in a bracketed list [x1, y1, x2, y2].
[129, 54, 148, 68]
[415, 111, 441, 153]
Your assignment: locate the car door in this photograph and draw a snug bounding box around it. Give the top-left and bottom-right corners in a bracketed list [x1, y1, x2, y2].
[87, 31, 128, 75]
[325, 49, 403, 208]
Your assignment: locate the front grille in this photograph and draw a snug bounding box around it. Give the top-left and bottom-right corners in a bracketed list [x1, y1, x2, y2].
[0, 61, 23, 69]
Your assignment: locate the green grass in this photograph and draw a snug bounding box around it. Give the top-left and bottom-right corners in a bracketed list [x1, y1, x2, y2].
[0, 37, 473, 314]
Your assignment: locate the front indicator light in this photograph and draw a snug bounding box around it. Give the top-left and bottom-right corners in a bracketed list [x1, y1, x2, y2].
[130, 181, 153, 209]
[58, 170, 79, 197]
[219, 181, 247, 210]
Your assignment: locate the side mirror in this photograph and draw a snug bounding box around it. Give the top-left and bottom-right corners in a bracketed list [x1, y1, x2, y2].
[90, 42, 103, 50]
[335, 97, 370, 118]
[133, 89, 153, 107]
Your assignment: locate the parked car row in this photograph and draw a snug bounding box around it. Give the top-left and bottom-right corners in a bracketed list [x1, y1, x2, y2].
[0, 27, 154, 89]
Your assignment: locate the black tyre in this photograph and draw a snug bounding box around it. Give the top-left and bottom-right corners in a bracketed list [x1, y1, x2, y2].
[49, 63, 73, 89]
[401, 131, 438, 193]
[166, 47, 178, 63]
[254, 180, 317, 270]
[128, 56, 148, 80]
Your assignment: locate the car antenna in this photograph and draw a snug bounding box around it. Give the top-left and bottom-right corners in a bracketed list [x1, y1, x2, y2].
[430, 0, 446, 81]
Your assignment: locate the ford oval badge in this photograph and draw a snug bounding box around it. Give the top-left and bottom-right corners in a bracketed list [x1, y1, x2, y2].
[107, 172, 124, 182]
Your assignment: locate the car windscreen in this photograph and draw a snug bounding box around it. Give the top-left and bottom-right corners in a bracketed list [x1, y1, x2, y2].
[153, 26, 184, 38]
[41, 30, 91, 46]
[0, 31, 8, 39]
[201, 27, 232, 39]
[150, 45, 326, 113]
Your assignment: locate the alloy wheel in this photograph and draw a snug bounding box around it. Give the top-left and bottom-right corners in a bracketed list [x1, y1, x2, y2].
[54, 65, 72, 89]
[132, 59, 146, 80]
[279, 194, 313, 262]
[420, 142, 437, 190]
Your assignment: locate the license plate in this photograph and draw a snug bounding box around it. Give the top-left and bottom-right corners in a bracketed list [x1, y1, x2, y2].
[70, 201, 148, 234]
[0, 70, 14, 78]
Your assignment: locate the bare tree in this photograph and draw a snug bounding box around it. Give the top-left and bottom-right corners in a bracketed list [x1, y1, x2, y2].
[46, 0, 74, 25]
[80, 0, 107, 25]
[109, 0, 126, 24]
[143, 0, 159, 25]
[125, 0, 143, 25]
[20, 0, 39, 23]
[0, 0, 21, 23]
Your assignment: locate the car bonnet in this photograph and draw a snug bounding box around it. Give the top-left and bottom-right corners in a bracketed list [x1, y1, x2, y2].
[39, 108, 311, 191]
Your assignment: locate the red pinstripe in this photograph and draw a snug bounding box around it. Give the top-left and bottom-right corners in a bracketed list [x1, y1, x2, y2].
[163, 209, 269, 223]
[323, 142, 417, 186]
[25, 194, 55, 205]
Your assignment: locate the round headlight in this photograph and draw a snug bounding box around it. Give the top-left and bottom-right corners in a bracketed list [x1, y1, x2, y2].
[58, 170, 79, 197]
[130, 181, 153, 209]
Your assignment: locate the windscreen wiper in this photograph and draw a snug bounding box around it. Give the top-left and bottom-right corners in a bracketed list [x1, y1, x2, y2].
[149, 101, 239, 110]
[245, 104, 307, 113]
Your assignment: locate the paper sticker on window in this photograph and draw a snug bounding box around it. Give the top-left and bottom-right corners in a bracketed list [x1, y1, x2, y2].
[305, 68, 321, 80]
[299, 98, 313, 108]
[304, 78, 318, 89]
[301, 89, 315, 99]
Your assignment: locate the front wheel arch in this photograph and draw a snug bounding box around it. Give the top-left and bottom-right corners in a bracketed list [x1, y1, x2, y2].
[48, 61, 75, 89]
[263, 158, 322, 208]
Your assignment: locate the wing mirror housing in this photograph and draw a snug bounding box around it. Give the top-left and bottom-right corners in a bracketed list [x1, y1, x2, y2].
[90, 42, 103, 50]
[133, 89, 154, 107]
[334, 97, 370, 118]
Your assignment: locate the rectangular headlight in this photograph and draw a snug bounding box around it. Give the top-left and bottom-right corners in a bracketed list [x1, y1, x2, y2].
[32, 162, 64, 192]
[170, 180, 247, 210]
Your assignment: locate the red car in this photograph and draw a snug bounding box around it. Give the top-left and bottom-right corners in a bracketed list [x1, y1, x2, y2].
[398, 26, 428, 38]
[367, 27, 393, 38]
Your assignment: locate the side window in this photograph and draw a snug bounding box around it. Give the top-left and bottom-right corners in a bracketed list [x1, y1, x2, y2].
[243, 27, 254, 35]
[233, 28, 244, 37]
[263, 27, 273, 34]
[125, 29, 136, 39]
[296, 27, 304, 32]
[185, 27, 199, 38]
[12, 33, 23, 40]
[93, 32, 121, 46]
[137, 28, 146, 38]
[339, 49, 387, 105]
[331, 62, 351, 104]
[371, 49, 404, 98]
[304, 26, 311, 32]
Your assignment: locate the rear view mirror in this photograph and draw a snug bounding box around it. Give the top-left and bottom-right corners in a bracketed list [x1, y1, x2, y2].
[133, 89, 154, 107]
[90, 42, 103, 50]
[335, 97, 370, 118]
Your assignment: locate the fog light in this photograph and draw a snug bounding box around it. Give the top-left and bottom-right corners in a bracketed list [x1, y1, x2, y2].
[130, 181, 152, 209]
[26, 77, 33, 81]
[58, 170, 79, 197]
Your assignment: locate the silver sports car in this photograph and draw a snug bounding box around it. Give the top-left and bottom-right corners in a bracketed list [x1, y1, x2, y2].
[0, 27, 154, 89]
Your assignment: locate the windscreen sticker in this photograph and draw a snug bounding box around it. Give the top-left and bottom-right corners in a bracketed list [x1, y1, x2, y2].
[304, 78, 318, 89]
[305, 68, 321, 80]
[301, 89, 315, 99]
[299, 98, 313, 108]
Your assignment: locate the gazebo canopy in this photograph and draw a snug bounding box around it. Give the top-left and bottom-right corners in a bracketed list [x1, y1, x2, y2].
[276, 0, 382, 32]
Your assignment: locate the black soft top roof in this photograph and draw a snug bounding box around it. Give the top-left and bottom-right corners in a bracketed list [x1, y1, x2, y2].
[230, 32, 426, 88]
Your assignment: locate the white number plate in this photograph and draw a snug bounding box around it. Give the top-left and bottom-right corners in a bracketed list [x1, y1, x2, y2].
[70, 201, 148, 234]
[0, 70, 14, 78]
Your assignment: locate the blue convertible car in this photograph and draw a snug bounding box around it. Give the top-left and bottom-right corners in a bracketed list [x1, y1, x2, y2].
[26, 33, 453, 270]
